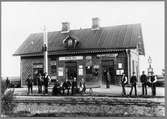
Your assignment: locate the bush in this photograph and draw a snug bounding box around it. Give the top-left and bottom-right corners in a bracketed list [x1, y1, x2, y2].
[1, 80, 7, 94]
[1, 80, 16, 115]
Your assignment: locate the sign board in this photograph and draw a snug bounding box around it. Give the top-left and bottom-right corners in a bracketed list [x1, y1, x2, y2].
[78, 65, 83, 76]
[116, 70, 124, 75]
[51, 76, 57, 80]
[59, 56, 83, 61]
[148, 68, 153, 73]
[33, 64, 43, 68]
[97, 53, 118, 57]
[94, 65, 100, 69]
[78, 68, 83, 76]
[118, 63, 122, 69]
[86, 56, 92, 59]
[50, 61, 56, 65]
[58, 67, 63, 76]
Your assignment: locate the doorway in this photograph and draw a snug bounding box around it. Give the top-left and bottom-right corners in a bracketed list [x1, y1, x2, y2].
[65, 61, 77, 81]
[101, 60, 115, 85]
[33, 68, 43, 85]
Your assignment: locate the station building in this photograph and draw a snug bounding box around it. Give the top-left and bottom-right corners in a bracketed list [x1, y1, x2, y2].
[14, 18, 145, 87]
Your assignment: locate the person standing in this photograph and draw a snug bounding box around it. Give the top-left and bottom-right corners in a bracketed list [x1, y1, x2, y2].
[6, 77, 10, 88]
[129, 72, 138, 96]
[106, 71, 110, 88]
[37, 73, 43, 94]
[103, 69, 108, 88]
[71, 77, 78, 95]
[149, 73, 157, 96]
[140, 71, 148, 96]
[26, 75, 33, 95]
[121, 73, 128, 96]
[80, 78, 86, 94]
[43, 72, 50, 94]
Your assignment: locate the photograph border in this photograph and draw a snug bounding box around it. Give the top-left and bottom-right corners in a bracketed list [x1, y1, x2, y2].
[0, 0, 166, 119]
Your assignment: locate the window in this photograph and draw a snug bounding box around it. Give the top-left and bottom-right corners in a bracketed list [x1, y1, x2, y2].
[58, 67, 64, 76]
[51, 65, 57, 74]
[78, 65, 83, 76]
[86, 66, 92, 74]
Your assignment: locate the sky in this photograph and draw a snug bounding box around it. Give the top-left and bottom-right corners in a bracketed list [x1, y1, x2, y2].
[1, 1, 164, 77]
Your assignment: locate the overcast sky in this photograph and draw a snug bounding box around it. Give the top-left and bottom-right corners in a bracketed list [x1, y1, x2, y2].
[2, 1, 164, 77]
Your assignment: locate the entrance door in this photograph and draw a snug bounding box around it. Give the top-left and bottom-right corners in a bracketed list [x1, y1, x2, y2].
[33, 68, 43, 85]
[65, 61, 77, 81]
[102, 60, 115, 85]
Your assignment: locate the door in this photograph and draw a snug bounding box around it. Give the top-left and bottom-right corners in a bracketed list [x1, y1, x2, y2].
[33, 68, 43, 85]
[65, 61, 77, 81]
[101, 60, 115, 85]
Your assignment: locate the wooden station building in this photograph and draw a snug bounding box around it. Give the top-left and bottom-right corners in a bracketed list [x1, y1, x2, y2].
[14, 18, 145, 87]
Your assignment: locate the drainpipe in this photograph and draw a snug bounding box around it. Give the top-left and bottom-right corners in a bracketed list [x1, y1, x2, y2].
[43, 26, 48, 74]
[20, 57, 22, 87]
[126, 49, 131, 84]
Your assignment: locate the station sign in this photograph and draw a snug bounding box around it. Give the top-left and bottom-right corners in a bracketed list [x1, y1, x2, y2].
[59, 56, 83, 61]
[33, 64, 43, 68]
[97, 53, 118, 57]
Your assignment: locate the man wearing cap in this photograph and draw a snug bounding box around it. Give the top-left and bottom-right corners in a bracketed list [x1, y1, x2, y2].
[129, 72, 138, 96]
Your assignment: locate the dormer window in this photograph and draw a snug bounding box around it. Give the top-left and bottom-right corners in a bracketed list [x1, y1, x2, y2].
[63, 35, 79, 49]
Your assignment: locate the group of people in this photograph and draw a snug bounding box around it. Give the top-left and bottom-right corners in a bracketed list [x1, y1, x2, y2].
[121, 71, 157, 96]
[52, 78, 86, 96]
[26, 72, 51, 95]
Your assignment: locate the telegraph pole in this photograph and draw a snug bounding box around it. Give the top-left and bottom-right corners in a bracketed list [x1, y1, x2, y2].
[43, 25, 48, 74]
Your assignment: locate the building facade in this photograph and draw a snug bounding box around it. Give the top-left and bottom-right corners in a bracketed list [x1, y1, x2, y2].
[14, 18, 145, 87]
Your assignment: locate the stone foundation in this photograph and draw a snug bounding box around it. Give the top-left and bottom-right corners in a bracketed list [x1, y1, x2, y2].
[12, 96, 165, 117]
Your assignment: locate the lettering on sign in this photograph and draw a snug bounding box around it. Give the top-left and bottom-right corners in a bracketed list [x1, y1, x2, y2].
[33, 64, 43, 68]
[86, 56, 92, 60]
[118, 63, 122, 69]
[116, 70, 124, 75]
[50, 61, 56, 65]
[97, 53, 118, 57]
[59, 56, 83, 61]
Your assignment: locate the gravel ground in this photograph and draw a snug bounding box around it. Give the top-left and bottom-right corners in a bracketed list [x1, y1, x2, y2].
[4, 85, 165, 117]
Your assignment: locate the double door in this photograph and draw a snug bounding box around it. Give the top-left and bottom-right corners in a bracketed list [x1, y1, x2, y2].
[102, 60, 115, 85]
[65, 61, 77, 81]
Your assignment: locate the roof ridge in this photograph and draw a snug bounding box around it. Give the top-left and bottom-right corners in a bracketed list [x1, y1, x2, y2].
[30, 23, 141, 35]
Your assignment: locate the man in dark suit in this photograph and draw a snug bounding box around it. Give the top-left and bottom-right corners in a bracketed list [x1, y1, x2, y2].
[129, 72, 138, 96]
[26, 75, 33, 95]
[37, 73, 43, 94]
[71, 77, 78, 95]
[140, 71, 148, 96]
[6, 77, 10, 88]
[43, 72, 50, 94]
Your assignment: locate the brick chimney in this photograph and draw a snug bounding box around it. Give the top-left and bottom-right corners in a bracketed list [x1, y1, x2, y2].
[61, 22, 70, 33]
[92, 17, 100, 30]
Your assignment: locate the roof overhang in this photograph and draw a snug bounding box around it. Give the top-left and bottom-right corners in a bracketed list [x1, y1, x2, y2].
[13, 48, 131, 57]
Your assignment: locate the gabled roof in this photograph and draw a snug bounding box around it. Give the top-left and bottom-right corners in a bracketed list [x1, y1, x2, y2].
[13, 24, 145, 56]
